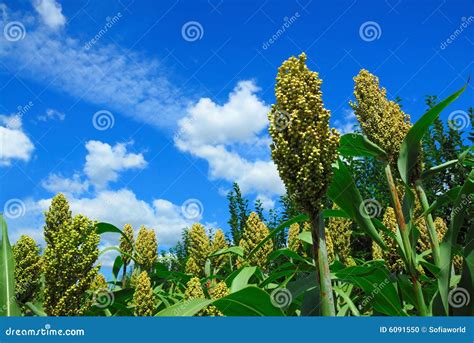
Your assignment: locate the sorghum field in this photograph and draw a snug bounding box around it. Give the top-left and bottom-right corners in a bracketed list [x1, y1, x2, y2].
[1, 52, 472, 318]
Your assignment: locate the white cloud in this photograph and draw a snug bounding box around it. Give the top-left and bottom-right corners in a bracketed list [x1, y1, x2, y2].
[15, 139, 191, 249]
[32, 0, 66, 30]
[177, 81, 269, 146]
[0, 7, 187, 128]
[37, 108, 65, 122]
[35, 188, 194, 247]
[256, 194, 275, 209]
[334, 109, 358, 134]
[84, 140, 147, 189]
[41, 173, 88, 195]
[0, 115, 34, 165]
[175, 81, 285, 198]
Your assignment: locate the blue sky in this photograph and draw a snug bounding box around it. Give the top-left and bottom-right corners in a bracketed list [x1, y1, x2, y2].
[0, 0, 472, 264]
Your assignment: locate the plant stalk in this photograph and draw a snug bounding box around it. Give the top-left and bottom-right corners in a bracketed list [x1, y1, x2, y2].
[121, 262, 128, 288]
[413, 276, 429, 316]
[383, 164, 414, 269]
[384, 164, 428, 315]
[414, 179, 441, 266]
[309, 209, 335, 316]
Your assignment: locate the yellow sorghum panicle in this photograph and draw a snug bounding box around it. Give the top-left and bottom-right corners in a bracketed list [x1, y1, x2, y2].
[12, 235, 42, 305]
[135, 226, 158, 272]
[90, 273, 108, 291]
[268, 53, 340, 213]
[44, 193, 71, 245]
[325, 227, 335, 264]
[350, 69, 411, 165]
[130, 268, 140, 288]
[238, 212, 273, 269]
[120, 224, 134, 266]
[288, 222, 311, 257]
[372, 207, 404, 273]
[133, 271, 154, 316]
[185, 256, 201, 276]
[326, 209, 355, 266]
[287, 223, 301, 253]
[184, 277, 205, 300]
[44, 197, 100, 316]
[188, 223, 211, 276]
[184, 277, 207, 316]
[211, 229, 228, 271]
[205, 281, 230, 316]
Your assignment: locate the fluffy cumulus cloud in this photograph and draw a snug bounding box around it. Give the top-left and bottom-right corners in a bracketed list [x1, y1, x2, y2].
[0, 115, 34, 165]
[33, 0, 66, 30]
[9, 140, 196, 256]
[41, 173, 89, 196]
[0, 4, 187, 128]
[84, 140, 147, 189]
[175, 81, 285, 203]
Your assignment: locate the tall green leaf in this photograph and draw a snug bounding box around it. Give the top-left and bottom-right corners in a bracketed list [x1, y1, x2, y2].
[96, 222, 133, 247]
[397, 84, 466, 184]
[338, 133, 387, 159]
[214, 286, 285, 316]
[209, 246, 244, 258]
[0, 215, 21, 316]
[335, 261, 406, 316]
[437, 169, 474, 315]
[155, 298, 212, 316]
[327, 158, 386, 249]
[230, 267, 256, 293]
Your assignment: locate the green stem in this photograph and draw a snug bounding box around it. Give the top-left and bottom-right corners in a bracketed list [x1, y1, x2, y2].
[309, 209, 335, 316]
[414, 180, 441, 267]
[384, 164, 428, 315]
[121, 262, 128, 289]
[413, 276, 429, 316]
[383, 164, 414, 270]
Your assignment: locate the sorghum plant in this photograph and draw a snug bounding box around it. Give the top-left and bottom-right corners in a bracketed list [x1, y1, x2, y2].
[238, 212, 273, 270]
[268, 53, 340, 315]
[187, 223, 211, 276]
[12, 235, 42, 305]
[133, 271, 154, 316]
[135, 226, 158, 272]
[43, 194, 100, 316]
[211, 229, 228, 271]
[120, 224, 135, 287]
